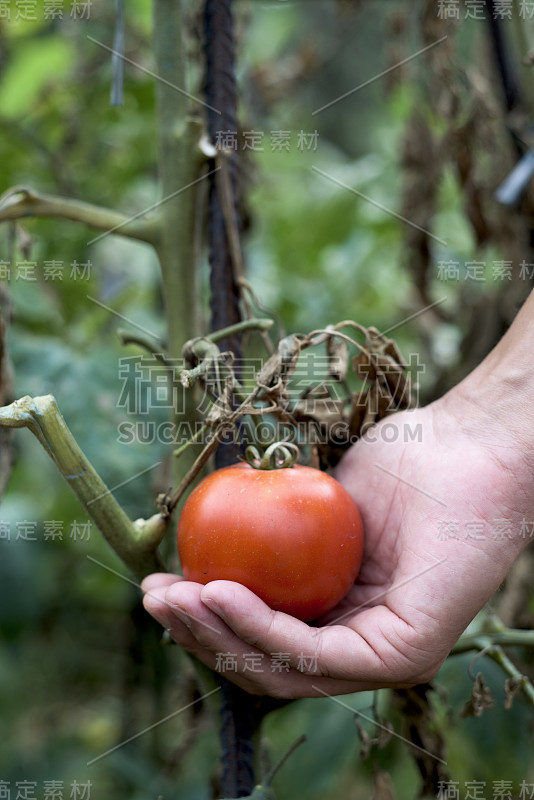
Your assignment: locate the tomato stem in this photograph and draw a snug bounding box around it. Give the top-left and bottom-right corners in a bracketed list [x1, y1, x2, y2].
[244, 441, 300, 470]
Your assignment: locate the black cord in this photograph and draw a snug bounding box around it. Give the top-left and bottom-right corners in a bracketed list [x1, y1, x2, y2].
[205, 0, 242, 362]
[204, 0, 243, 472]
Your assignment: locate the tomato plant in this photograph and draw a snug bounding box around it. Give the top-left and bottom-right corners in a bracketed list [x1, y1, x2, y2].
[177, 456, 364, 622]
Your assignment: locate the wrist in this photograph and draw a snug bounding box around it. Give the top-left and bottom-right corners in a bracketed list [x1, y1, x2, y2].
[441, 289, 534, 492]
[437, 376, 534, 560]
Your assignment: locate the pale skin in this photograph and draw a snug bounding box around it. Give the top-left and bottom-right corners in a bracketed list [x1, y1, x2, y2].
[142, 291, 534, 698]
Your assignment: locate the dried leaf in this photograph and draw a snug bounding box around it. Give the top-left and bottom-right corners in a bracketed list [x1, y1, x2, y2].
[460, 673, 494, 718]
[178, 318, 414, 474]
[326, 334, 349, 382]
[15, 222, 34, 260]
[293, 387, 345, 425]
[278, 334, 302, 379]
[400, 112, 440, 307]
[355, 717, 371, 761]
[370, 769, 396, 800]
[256, 335, 303, 416]
[393, 685, 448, 796]
[206, 377, 234, 425]
[256, 351, 282, 390]
[354, 709, 394, 762]
[351, 327, 414, 434]
[504, 677, 524, 710]
[353, 349, 377, 382]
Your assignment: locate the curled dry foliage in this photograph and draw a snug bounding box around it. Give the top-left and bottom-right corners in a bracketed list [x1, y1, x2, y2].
[504, 677, 525, 711]
[460, 672, 495, 719]
[158, 319, 415, 514]
[370, 769, 397, 800]
[354, 711, 394, 761]
[393, 684, 449, 796]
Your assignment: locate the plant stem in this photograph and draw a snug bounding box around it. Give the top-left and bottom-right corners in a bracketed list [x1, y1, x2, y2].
[450, 629, 534, 654]
[173, 422, 208, 457]
[450, 625, 534, 708]
[0, 395, 166, 579]
[0, 186, 160, 245]
[488, 646, 534, 707]
[207, 318, 273, 343]
[116, 328, 166, 354]
[152, 0, 203, 355]
[152, 0, 205, 489]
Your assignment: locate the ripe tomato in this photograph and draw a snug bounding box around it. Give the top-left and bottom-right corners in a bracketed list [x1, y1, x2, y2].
[177, 462, 364, 622]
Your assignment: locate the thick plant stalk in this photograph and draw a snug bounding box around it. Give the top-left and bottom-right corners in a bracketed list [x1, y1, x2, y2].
[152, 0, 206, 489]
[153, 0, 203, 359]
[0, 186, 160, 245]
[0, 395, 166, 580]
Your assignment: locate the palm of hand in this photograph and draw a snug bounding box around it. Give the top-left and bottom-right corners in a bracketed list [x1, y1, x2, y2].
[142, 400, 525, 698]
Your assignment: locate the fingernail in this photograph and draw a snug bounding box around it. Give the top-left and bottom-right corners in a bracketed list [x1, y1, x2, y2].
[202, 596, 225, 621]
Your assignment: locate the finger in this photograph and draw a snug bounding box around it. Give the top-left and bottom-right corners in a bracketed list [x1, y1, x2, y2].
[142, 585, 191, 638]
[141, 573, 183, 593]
[163, 581, 334, 697]
[146, 583, 385, 697]
[142, 584, 232, 677]
[142, 586, 239, 679]
[199, 580, 419, 684]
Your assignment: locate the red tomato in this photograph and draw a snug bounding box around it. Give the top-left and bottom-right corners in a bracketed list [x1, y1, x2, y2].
[177, 463, 364, 622]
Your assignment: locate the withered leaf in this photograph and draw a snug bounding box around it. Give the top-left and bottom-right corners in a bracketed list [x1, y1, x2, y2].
[393, 685, 448, 796]
[206, 377, 234, 425]
[354, 713, 393, 761]
[326, 333, 349, 382]
[504, 676, 524, 710]
[355, 717, 371, 761]
[278, 334, 302, 377]
[256, 334, 301, 393]
[460, 673, 494, 718]
[370, 769, 397, 800]
[350, 326, 414, 440]
[256, 351, 282, 390]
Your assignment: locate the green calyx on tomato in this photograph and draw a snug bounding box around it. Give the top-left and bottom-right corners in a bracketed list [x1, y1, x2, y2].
[176, 455, 364, 622]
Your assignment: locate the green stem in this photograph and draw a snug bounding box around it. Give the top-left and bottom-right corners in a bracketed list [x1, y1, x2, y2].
[0, 395, 166, 580]
[0, 186, 160, 245]
[450, 629, 534, 654]
[152, 0, 205, 491]
[207, 318, 274, 344]
[512, 0, 534, 114]
[116, 328, 166, 355]
[487, 646, 534, 708]
[173, 422, 208, 457]
[152, 0, 203, 356]
[262, 734, 306, 786]
[450, 625, 534, 708]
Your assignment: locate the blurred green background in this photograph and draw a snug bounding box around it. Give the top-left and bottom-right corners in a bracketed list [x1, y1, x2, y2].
[1, 1, 533, 798]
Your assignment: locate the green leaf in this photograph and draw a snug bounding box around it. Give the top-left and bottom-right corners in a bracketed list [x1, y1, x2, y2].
[0, 36, 74, 118]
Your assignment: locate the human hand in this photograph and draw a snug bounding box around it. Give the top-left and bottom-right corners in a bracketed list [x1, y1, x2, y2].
[142, 393, 532, 698]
